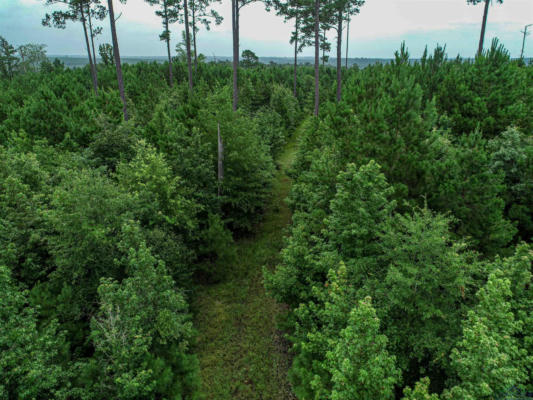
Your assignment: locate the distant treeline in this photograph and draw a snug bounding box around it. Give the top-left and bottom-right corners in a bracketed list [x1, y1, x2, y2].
[48, 55, 394, 68]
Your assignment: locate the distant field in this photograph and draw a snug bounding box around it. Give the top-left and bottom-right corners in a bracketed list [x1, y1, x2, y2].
[49, 55, 393, 68]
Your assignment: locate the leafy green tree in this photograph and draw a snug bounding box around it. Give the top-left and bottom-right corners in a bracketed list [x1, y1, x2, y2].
[0, 265, 70, 399]
[402, 378, 440, 400]
[90, 237, 199, 399]
[145, 95, 217, 210]
[254, 108, 286, 156]
[443, 270, 526, 400]
[0, 147, 50, 286]
[269, 83, 299, 130]
[377, 207, 479, 374]
[425, 132, 516, 255]
[494, 243, 533, 392]
[116, 140, 198, 233]
[88, 120, 139, 171]
[264, 147, 344, 307]
[174, 31, 189, 62]
[0, 36, 18, 80]
[325, 161, 395, 262]
[241, 49, 260, 67]
[98, 42, 114, 65]
[44, 168, 134, 339]
[279, 162, 398, 398]
[17, 43, 48, 73]
[116, 141, 199, 282]
[289, 263, 353, 399]
[488, 127, 533, 241]
[327, 297, 400, 400]
[435, 40, 532, 138]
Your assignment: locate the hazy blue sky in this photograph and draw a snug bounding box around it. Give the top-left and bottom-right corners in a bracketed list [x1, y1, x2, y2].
[1, 0, 532, 58]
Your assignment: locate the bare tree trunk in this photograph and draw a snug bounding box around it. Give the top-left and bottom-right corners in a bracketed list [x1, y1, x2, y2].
[231, 0, 239, 111]
[81, 3, 98, 95]
[322, 28, 325, 66]
[336, 11, 342, 102]
[236, 7, 240, 64]
[293, 13, 298, 98]
[345, 17, 349, 69]
[314, 0, 320, 116]
[88, 7, 97, 66]
[107, 0, 128, 120]
[192, 4, 198, 75]
[217, 122, 224, 196]
[184, 0, 193, 90]
[164, 2, 173, 87]
[477, 0, 490, 56]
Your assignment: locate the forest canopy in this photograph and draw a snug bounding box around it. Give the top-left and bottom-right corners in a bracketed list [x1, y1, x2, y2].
[0, 0, 532, 397]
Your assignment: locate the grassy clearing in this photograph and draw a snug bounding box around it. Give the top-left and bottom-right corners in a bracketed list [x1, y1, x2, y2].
[191, 132, 299, 400]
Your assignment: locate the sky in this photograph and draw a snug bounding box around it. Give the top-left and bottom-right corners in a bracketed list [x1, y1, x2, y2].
[1, 0, 532, 59]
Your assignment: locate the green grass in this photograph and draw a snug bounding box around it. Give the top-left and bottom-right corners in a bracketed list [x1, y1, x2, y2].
[191, 132, 299, 400]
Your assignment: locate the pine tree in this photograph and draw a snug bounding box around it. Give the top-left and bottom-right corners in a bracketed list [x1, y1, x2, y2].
[0, 266, 69, 399]
[0, 36, 19, 79]
[189, 0, 222, 74]
[106, 0, 129, 120]
[91, 235, 199, 398]
[467, 0, 503, 56]
[144, 0, 180, 87]
[443, 270, 526, 400]
[328, 0, 364, 101]
[327, 297, 400, 400]
[42, 0, 100, 94]
[378, 207, 478, 372]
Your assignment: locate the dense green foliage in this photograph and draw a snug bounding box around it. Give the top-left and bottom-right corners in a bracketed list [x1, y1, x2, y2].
[266, 42, 532, 399]
[0, 35, 531, 399]
[0, 56, 301, 398]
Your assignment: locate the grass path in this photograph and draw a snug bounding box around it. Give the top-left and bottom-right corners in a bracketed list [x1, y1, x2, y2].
[191, 133, 299, 400]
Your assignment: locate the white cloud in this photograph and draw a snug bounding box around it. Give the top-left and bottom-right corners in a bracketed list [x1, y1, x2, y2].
[1, 0, 532, 57]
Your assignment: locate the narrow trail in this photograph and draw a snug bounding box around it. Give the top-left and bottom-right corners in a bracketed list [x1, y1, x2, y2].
[192, 132, 299, 400]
